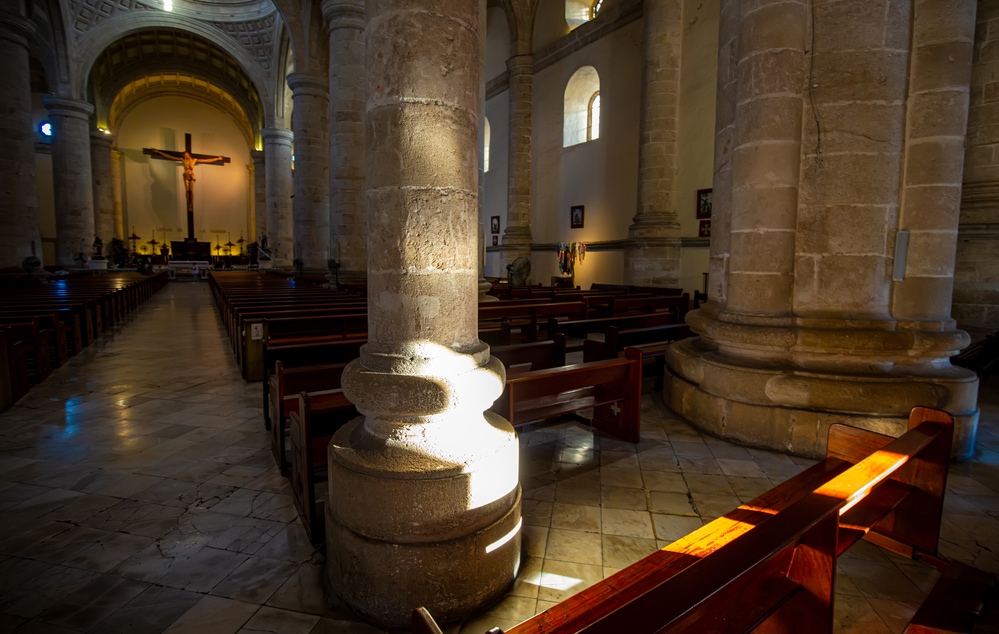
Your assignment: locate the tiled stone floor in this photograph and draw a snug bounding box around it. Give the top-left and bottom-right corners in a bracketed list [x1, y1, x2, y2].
[0, 282, 996, 633]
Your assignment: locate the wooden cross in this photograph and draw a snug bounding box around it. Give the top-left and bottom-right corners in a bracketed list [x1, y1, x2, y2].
[143, 133, 230, 240]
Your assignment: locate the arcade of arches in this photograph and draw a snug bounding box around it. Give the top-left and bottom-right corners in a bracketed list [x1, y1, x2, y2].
[1, 0, 999, 630]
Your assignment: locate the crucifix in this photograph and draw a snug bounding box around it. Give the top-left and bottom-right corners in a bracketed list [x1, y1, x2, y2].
[143, 133, 230, 240]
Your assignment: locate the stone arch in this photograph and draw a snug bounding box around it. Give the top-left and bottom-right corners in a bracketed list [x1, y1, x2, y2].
[487, 0, 517, 49]
[72, 13, 273, 123]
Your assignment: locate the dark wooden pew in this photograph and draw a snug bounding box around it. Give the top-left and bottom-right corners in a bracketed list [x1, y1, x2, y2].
[491, 335, 567, 377]
[0, 328, 30, 411]
[416, 407, 995, 634]
[289, 389, 359, 542]
[490, 348, 643, 443]
[582, 324, 693, 390]
[549, 311, 679, 352]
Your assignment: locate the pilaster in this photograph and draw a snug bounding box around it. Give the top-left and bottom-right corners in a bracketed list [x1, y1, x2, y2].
[261, 128, 294, 267]
[287, 72, 330, 271]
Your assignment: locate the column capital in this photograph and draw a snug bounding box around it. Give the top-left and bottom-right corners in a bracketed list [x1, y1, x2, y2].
[43, 96, 95, 120]
[260, 128, 294, 146]
[90, 130, 114, 148]
[286, 72, 329, 98]
[321, 0, 364, 31]
[506, 54, 533, 75]
[0, 12, 35, 47]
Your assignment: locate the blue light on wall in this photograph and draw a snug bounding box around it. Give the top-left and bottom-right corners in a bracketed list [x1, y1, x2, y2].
[39, 122, 52, 137]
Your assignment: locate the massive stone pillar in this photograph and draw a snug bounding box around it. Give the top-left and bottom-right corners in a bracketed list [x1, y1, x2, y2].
[956, 1, 999, 330]
[323, 0, 367, 280]
[45, 97, 96, 266]
[0, 10, 40, 268]
[90, 132, 115, 245]
[499, 53, 534, 270]
[250, 149, 266, 245]
[326, 0, 520, 627]
[110, 150, 124, 241]
[666, 0, 980, 460]
[261, 128, 294, 267]
[288, 72, 330, 271]
[625, 0, 682, 287]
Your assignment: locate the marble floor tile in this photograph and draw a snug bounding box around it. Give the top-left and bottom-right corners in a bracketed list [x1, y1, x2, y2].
[162, 595, 259, 634]
[1, 283, 997, 633]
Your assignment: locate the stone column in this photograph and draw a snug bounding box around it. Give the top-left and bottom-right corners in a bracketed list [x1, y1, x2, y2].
[45, 97, 96, 266]
[499, 53, 534, 269]
[287, 72, 330, 271]
[110, 150, 124, 241]
[705, 0, 738, 306]
[0, 10, 40, 268]
[90, 132, 115, 245]
[666, 0, 980, 461]
[261, 128, 294, 267]
[323, 0, 367, 280]
[956, 2, 996, 330]
[326, 0, 520, 627]
[251, 149, 266, 245]
[625, 0, 682, 287]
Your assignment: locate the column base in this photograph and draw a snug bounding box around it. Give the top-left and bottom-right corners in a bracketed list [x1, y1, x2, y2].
[665, 337, 980, 460]
[624, 238, 682, 287]
[326, 481, 521, 629]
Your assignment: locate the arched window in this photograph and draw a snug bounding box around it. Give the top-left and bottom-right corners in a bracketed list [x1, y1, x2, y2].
[587, 91, 600, 141]
[566, 0, 597, 29]
[483, 117, 491, 173]
[564, 66, 601, 147]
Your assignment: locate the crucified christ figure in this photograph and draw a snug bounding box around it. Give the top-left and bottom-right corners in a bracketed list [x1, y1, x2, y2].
[143, 134, 231, 240]
[149, 149, 226, 210]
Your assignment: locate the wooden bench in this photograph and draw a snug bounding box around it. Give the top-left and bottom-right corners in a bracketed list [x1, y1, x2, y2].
[0, 328, 30, 411]
[289, 389, 359, 542]
[491, 335, 567, 377]
[415, 407, 996, 634]
[490, 348, 643, 443]
[582, 324, 693, 390]
[549, 312, 679, 352]
[266, 359, 359, 473]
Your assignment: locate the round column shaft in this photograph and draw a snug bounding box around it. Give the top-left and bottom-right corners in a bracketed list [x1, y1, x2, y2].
[324, 0, 367, 280]
[250, 149, 266, 245]
[625, 0, 682, 287]
[90, 132, 115, 245]
[288, 72, 330, 271]
[110, 150, 124, 241]
[261, 128, 294, 267]
[45, 97, 97, 266]
[500, 53, 534, 269]
[326, 0, 521, 627]
[0, 12, 40, 268]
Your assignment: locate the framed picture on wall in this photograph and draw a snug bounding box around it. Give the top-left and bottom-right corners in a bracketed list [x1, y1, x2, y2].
[696, 188, 713, 219]
[699, 220, 712, 238]
[492, 235, 498, 246]
[571, 205, 584, 229]
[490, 216, 500, 234]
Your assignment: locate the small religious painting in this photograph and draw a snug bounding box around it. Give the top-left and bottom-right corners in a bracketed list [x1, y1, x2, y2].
[492, 235, 498, 246]
[571, 205, 584, 229]
[697, 188, 713, 219]
[699, 219, 712, 238]
[490, 216, 500, 234]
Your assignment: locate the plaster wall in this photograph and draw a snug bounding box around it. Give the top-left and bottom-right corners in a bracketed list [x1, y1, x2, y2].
[531, 20, 642, 278]
[115, 96, 252, 252]
[483, 89, 510, 278]
[486, 7, 510, 82]
[679, 246, 709, 295]
[674, 0, 718, 238]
